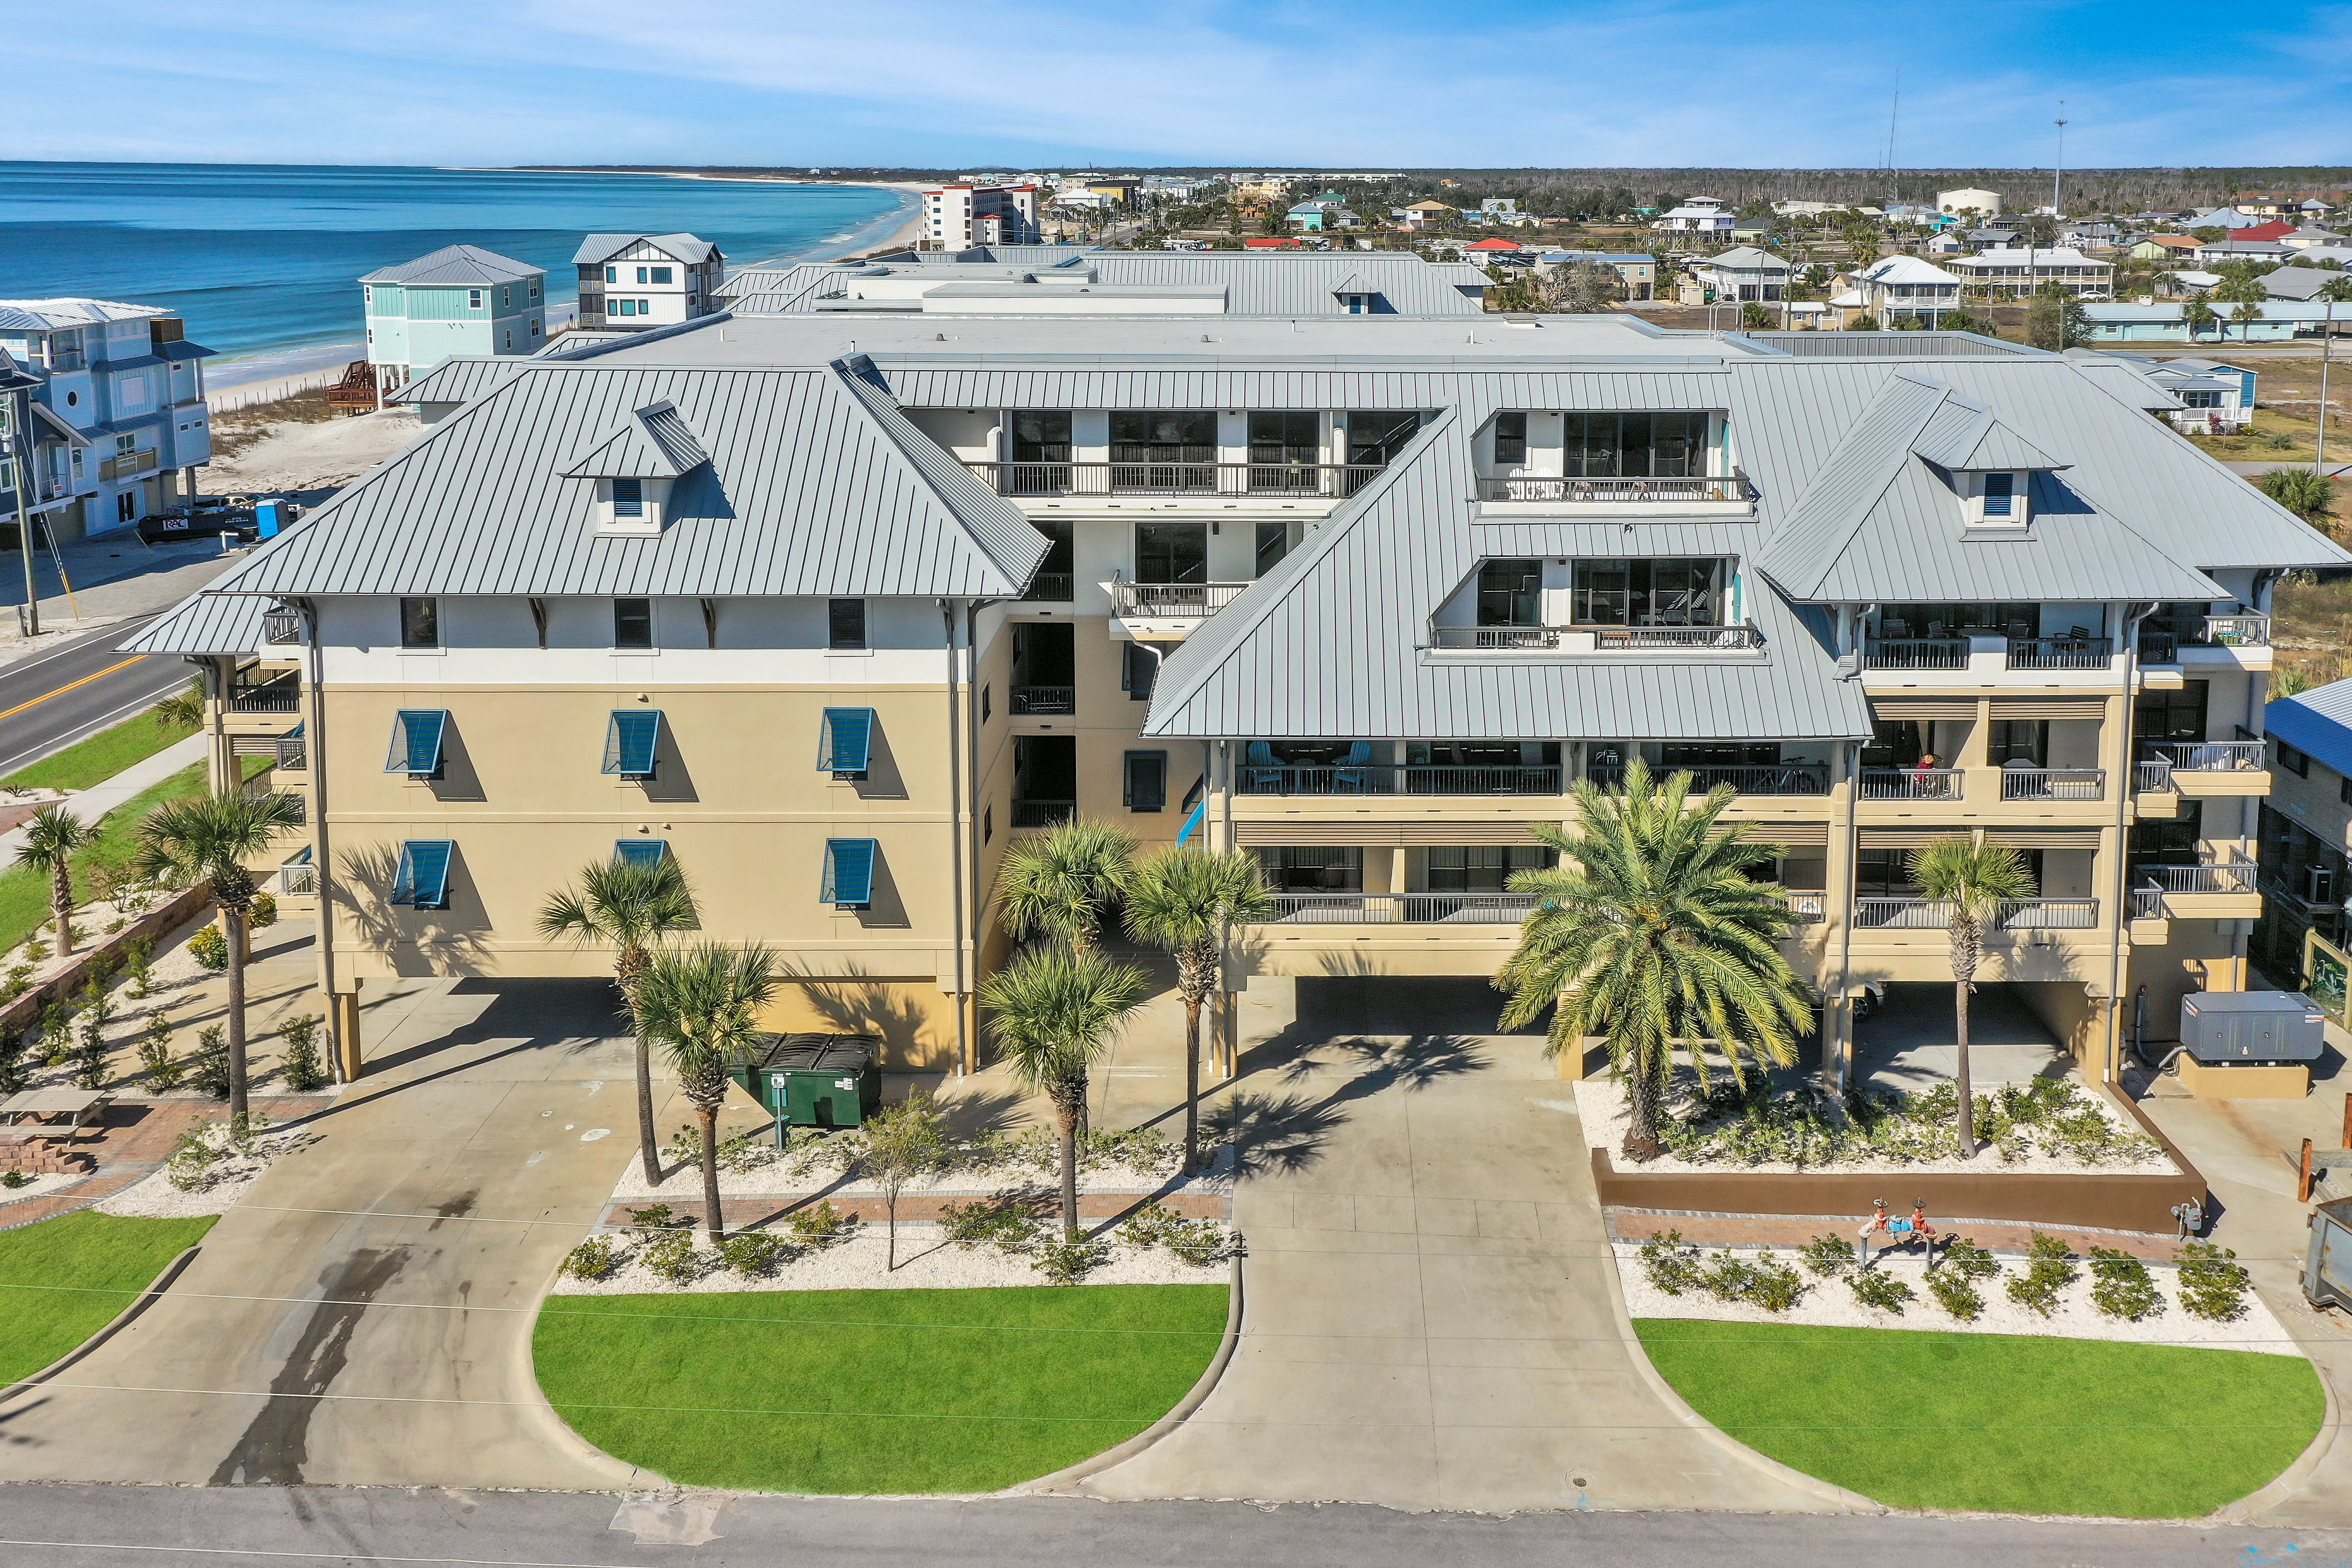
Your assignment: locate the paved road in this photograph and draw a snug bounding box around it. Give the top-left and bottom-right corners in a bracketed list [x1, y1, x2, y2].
[0, 1485, 2344, 1566]
[0, 975, 661, 1490]
[0, 611, 187, 776]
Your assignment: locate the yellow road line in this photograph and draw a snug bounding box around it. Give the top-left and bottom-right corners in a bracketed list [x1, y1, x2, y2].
[0, 655, 145, 722]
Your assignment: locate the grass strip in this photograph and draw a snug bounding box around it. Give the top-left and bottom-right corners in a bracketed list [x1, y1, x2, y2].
[1635, 1317, 2323, 1517]
[0, 1210, 217, 1385]
[0, 761, 213, 955]
[534, 1283, 1228, 1493]
[4, 705, 196, 795]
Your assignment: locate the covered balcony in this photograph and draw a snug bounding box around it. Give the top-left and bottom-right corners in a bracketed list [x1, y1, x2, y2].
[1861, 603, 2122, 677]
[1475, 411, 1752, 514]
[1855, 897, 2101, 931]
[1238, 741, 1564, 796]
[1588, 742, 1830, 797]
[973, 409, 1413, 502]
[1428, 556, 1763, 657]
[2135, 607, 2270, 667]
[2141, 735, 2269, 796]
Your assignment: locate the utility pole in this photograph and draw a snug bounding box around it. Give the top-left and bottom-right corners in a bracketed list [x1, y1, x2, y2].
[2053, 102, 2068, 214]
[2320, 296, 2338, 472]
[6, 376, 35, 639]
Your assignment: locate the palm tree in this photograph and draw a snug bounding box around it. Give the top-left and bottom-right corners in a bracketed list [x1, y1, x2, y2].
[133, 790, 304, 1120]
[980, 947, 1148, 1240]
[150, 678, 206, 735]
[1907, 836, 2038, 1160]
[628, 942, 776, 1243]
[1124, 846, 1274, 1173]
[2230, 299, 2265, 342]
[995, 817, 1137, 953]
[1495, 760, 1813, 1162]
[537, 857, 698, 1184]
[17, 805, 97, 956]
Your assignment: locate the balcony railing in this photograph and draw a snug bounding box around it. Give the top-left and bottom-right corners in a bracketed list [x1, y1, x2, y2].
[273, 793, 307, 827]
[2134, 759, 2175, 793]
[2008, 636, 2113, 671]
[262, 606, 303, 645]
[1865, 637, 1970, 670]
[1861, 767, 1963, 800]
[1427, 622, 1762, 652]
[1239, 764, 1562, 796]
[1009, 685, 1075, 715]
[1011, 799, 1076, 829]
[1258, 893, 1537, 924]
[1784, 892, 1828, 924]
[1999, 767, 2106, 801]
[966, 461, 1389, 499]
[2143, 740, 2266, 773]
[275, 736, 307, 771]
[1587, 763, 1828, 796]
[1113, 580, 1253, 618]
[227, 677, 302, 714]
[1592, 623, 1763, 651]
[2145, 613, 2269, 651]
[1430, 625, 1565, 650]
[277, 863, 318, 896]
[2137, 630, 2177, 664]
[2137, 860, 2258, 894]
[1023, 573, 1075, 602]
[97, 450, 159, 481]
[1856, 897, 2100, 930]
[2130, 882, 2166, 919]
[1475, 474, 1752, 504]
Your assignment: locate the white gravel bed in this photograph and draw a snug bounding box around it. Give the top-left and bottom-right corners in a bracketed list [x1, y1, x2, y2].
[548, 1221, 1231, 1295]
[95, 1124, 303, 1219]
[609, 1138, 1231, 1201]
[0, 1171, 92, 1205]
[1574, 1074, 2178, 1176]
[1615, 1241, 2297, 1355]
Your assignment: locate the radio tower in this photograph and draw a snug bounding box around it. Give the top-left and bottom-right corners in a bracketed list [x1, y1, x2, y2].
[2052, 101, 2068, 213]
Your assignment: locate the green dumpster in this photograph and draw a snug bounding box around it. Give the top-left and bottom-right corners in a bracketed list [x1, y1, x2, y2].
[732, 1033, 882, 1134]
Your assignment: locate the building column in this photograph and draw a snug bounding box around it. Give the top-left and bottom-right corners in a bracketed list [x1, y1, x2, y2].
[333, 986, 363, 1082]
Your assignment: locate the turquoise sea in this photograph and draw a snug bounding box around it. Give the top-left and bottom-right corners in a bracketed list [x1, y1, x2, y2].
[0, 161, 910, 381]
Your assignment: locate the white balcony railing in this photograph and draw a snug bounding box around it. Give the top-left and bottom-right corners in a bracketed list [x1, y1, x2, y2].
[1112, 580, 1253, 618]
[2143, 740, 2266, 773]
[1855, 897, 2101, 931]
[1861, 768, 1963, 800]
[2136, 860, 2258, 894]
[1259, 893, 1537, 924]
[1476, 473, 1753, 505]
[1998, 767, 2105, 801]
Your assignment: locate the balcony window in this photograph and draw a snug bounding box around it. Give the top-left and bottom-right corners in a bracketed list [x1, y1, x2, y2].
[1347, 411, 1420, 467]
[391, 840, 455, 909]
[1024, 519, 1074, 600]
[828, 598, 867, 651]
[819, 707, 873, 775]
[1493, 412, 1527, 465]
[1873, 602, 2039, 639]
[613, 597, 653, 648]
[2134, 681, 2209, 746]
[1011, 410, 1071, 463]
[1562, 412, 1701, 478]
[2131, 800, 2204, 866]
[1477, 559, 1543, 627]
[1856, 849, 1922, 900]
[822, 838, 877, 908]
[603, 709, 663, 777]
[1112, 410, 1216, 465]
[384, 709, 448, 777]
[1248, 411, 1318, 466]
[1124, 750, 1167, 811]
[399, 596, 438, 649]
[1255, 846, 1363, 894]
[1136, 521, 1208, 585]
[1427, 845, 1553, 893]
[615, 839, 668, 868]
[1861, 719, 1926, 768]
[1255, 521, 1289, 576]
[1571, 558, 1724, 626]
[1986, 720, 2048, 769]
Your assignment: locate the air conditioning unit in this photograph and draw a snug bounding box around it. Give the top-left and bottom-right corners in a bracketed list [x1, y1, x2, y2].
[2305, 867, 2340, 905]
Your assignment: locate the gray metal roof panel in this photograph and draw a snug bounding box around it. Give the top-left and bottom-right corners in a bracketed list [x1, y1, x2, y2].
[557, 399, 710, 478]
[359, 244, 544, 286]
[2268, 681, 2352, 780]
[1909, 396, 2065, 471]
[120, 590, 271, 656]
[574, 233, 721, 266]
[389, 358, 528, 406]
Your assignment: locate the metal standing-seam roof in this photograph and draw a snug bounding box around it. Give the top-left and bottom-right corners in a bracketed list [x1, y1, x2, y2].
[573, 233, 721, 266]
[720, 252, 1493, 318]
[119, 590, 274, 657]
[359, 244, 545, 286]
[558, 399, 710, 478]
[2267, 680, 2352, 780]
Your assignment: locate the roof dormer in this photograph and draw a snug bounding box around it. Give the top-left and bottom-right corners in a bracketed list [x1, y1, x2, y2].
[1909, 392, 2067, 534]
[560, 399, 709, 536]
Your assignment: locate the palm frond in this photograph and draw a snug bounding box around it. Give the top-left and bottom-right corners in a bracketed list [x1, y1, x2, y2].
[631, 941, 778, 1112]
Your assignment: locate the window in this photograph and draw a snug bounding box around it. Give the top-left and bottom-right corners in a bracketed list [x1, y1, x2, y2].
[503, 330, 513, 350]
[980, 684, 992, 724]
[399, 597, 439, 648]
[613, 597, 653, 648]
[1476, 559, 1543, 627]
[1571, 558, 1725, 626]
[499, 286, 511, 308]
[1426, 845, 1553, 892]
[983, 806, 993, 844]
[1135, 521, 1208, 585]
[1254, 846, 1362, 893]
[616, 299, 635, 317]
[820, 707, 873, 775]
[1346, 411, 1420, 467]
[829, 599, 867, 650]
[2181, 389, 2223, 409]
[385, 710, 449, 777]
[391, 840, 455, 909]
[531, 317, 542, 337]
[606, 266, 618, 284]
[2278, 738, 2312, 778]
[650, 266, 673, 284]
[528, 278, 540, 298]
[468, 289, 483, 310]
[1111, 410, 1217, 463]
[1561, 411, 1703, 478]
[1985, 720, 2047, 769]
[1247, 411, 1318, 469]
[2135, 681, 2209, 745]
[1255, 521, 1289, 577]
[2342, 774, 2352, 807]
[1125, 750, 1168, 811]
[1122, 643, 1160, 701]
[115, 433, 136, 455]
[612, 477, 643, 518]
[1010, 410, 1071, 462]
[1982, 472, 2017, 518]
[615, 839, 668, 867]
[1493, 411, 1527, 465]
[636, 267, 649, 284]
[603, 709, 664, 777]
[116, 492, 137, 524]
[823, 838, 878, 907]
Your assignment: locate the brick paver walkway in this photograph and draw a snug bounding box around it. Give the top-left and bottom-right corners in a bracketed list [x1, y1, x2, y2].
[0, 1094, 326, 1232]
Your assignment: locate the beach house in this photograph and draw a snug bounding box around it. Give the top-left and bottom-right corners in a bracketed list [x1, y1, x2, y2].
[358, 244, 546, 401]
[573, 235, 726, 333]
[0, 297, 214, 543]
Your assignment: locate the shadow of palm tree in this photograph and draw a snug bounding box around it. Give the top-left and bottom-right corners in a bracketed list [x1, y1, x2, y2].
[1280, 1032, 1490, 1103]
[1206, 1090, 1350, 1181]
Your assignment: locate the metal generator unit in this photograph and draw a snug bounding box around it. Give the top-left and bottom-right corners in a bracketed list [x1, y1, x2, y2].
[2180, 992, 2325, 1066]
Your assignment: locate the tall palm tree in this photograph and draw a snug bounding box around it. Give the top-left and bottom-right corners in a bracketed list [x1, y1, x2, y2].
[17, 805, 97, 956]
[628, 941, 776, 1243]
[1495, 760, 1813, 1162]
[537, 857, 698, 1184]
[980, 947, 1147, 1240]
[1908, 836, 2037, 1160]
[133, 790, 304, 1119]
[1123, 846, 1273, 1173]
[995, 817, 1137, 953]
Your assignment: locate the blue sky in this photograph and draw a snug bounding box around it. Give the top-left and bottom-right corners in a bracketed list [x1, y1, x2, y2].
[21, 0, 2352, 169]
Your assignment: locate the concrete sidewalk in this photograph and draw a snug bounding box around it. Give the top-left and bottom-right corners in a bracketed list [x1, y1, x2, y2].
[0, 731, 207, 861]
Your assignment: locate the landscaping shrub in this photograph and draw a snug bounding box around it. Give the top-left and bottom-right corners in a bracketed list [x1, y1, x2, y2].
[122, 937, 154, 1000]
[188, 1025, 230, 1099]
[1118, 1200, 1181, 1248]
[276, 1013, 328, 1092]
[719, 1230, 787, 1277]
[1165, 1219, 1232, 1268]
[1703, 1249, 1803, 1313]
[1850, 1269, 1914, 1314]
[0, 963, 34, 1004]
[1032, 1235, 1107, 1284]
[39, 1003, 72, 1067]
[2177, 1241, 2252, 1323]
[189, 925, 228, 973]
[2261, 467, 2337, 519]
[643, 1227, 699, 1285]
[2088, 1247, 2165, 1323]
[2006, 1231, 2079, 1317]
[1938, 1236, 1999, 1281]
[1799, 1233, 1857, 1277]
[625, 1203, 675, 1229]
[785, 1200, 853, 1248]
[663, 1123, 777, 1174]
[941, 1197, 1043, 1254]
[1655, 1076, 2158, 1170]
[73, 980, 116, 1090]
[0, 1170, 28, 1190]
[1638, 1230, 1706, 1295]
[18, 936, 47, 965]
[0, 1024, 28, 1095]
[165, 1126, 225, 1191]
[563, 1236, 618, 1280]
[1926, 1268, 1984, 1320]
[138, 1013, 183, 1091]
[248, 892, 277, 931]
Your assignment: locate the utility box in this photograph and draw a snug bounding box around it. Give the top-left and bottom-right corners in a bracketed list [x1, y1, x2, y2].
[2181, 992, 2326, 1065]
[2307, 1195, 2352, 1310]
[731, 1034, 882, 1132]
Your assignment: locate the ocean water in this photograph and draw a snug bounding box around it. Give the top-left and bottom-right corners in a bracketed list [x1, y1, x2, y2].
[0, 161, 910, 380]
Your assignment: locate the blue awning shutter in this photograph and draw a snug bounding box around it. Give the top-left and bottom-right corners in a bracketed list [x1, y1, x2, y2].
[603, 709, 663, 775]
[614, 839, 668, 868]
[819, 707, 873, 775]
[391, 840, 455, 908]
[822, 838, 877, 907]
[385, 709, 447, 775]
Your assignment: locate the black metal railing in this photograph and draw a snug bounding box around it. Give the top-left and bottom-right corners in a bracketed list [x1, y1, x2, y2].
[1113, 581, 1253, 618]
[1587, 764, 1827, 796]
[1237, 764, 1562, 796]
[2007, 636, 2113, 671]
[967, 461, 1391, 499]
[227, 678, 302, 714]
[2135, 758, 2175, 793]
[1592, 623, 1763, 651]
[1865, 637, 1970, 670]
[1023, 573, 1075, 602]
[1009, 686, 1076, 715]
[1011, 799, 1076, 829]
[275, 736, 307, 770]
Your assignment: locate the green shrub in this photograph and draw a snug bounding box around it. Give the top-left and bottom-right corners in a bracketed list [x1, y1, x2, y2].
[1638, 1229, 1705, 1295]
[0, 1170, 28, 1190]
[276, 1013, 328, 1092]
[2088, 1247, 2165, 1322]
[1799, 1233, 1858, 1277]
[248, 892, 278, 931]
[188, 925, 228, 973]
[719, 1230, 787, 1277]
[1850, 1269, 1914, 1314]
[122, 937, 154, 999]
[563, 1236, 618, 1280]
[625, 1202, 675, 1229]
[2177, 1241, 2252, 1323]
[138, 1013, 183, 1091]
[941, 1198, 1043, 1254]
[1703, 1249, 1802, 1312]
[73, 980, 116, 1090]
[188, 1025, 230, 1099]
[1119, 1199, 1181, 1247]
[2007, 1231, 2079, 1317]
[643, 1227, 699, 1285]
[1166, 1220, 1231, 1268]
[18, 936, 48, 964]
[2260, 467, 2336, 519]
[165, 1127, 224, 1191]
[40, 1003, 73, 1066]
[1926, 1268, 1985, 1320]
[1938, 1236, 2000, 1281]
[785, 1200, 853, 1248]
[0, 1024, 28, 1095]
[1032, 1236, 1106, 1284]
[0, 963, 34, 1004]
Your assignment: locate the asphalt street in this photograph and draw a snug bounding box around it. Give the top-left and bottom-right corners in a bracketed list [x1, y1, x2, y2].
[0, 1485, 2346, 1566]
[0, 611, 187, 777]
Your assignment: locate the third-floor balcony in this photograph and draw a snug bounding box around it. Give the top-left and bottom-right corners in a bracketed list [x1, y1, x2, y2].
[1427, 621, 1764, 655]
[1588, 762, 1826, 796]
[1474, 472, 1754, 508]
[968, 460, 1387, 501]
[1239, 760, 1564, 796]
[2136, 613, 2271, 666]
[1863, 635, 2116, 672]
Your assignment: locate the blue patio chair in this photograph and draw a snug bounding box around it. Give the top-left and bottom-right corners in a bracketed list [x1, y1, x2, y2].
[1335, 741, 1374, 793]
[1245, 740, 1284, 794]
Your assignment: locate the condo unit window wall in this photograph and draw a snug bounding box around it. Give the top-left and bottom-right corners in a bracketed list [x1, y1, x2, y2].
[1493, 411, 1527, 465]
[1426, 845, 1555, 892]
[2135, 681, 2211, 747]
[828, 598, 867, 651]
[1347, 411, 1421, 467]
[1011, 623, 1076, 714]
[1871, 602, 2050, 640]
[400, 596, 439, 649]
[1570, 558, 1727, 627]
[1987, 720, 2049, 769]
[613, 597, 654, 649]
[2132, 799, 2205, 867]
[1256, 846, 1363, 894]
[1136, 521, 1209, 585]
[1560, 412, 1703, 478]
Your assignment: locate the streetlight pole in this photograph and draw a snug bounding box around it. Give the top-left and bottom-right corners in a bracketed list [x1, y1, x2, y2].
[8, 382, 35, 639]
[2053, 103, 2068, 214]
[2320, 299, 2337, 473]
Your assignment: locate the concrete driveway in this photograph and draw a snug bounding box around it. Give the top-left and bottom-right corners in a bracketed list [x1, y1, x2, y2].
[0, 976, 662, 1490]
[1081, 978, 1844, 1514]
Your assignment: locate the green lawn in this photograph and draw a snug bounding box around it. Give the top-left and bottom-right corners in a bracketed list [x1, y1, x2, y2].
[0, 761, 212, 955]
[3, 705, 198, 794]
[534, 1283, 1229, 1493]
[1636, 1319, 2324, 1517]
[0, 1210, 217, 1384]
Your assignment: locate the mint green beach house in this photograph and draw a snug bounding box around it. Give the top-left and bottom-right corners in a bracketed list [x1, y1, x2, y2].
[360, 244, 545, 402]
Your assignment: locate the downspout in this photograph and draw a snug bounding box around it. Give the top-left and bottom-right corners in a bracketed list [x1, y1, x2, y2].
[942, 600, 968, 1077]
[963, 598, 998, 1073]
[1834, 737, 1860, 1094]
[300, 597, 344, 1082]
[2104, 602, 2155, 1085]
